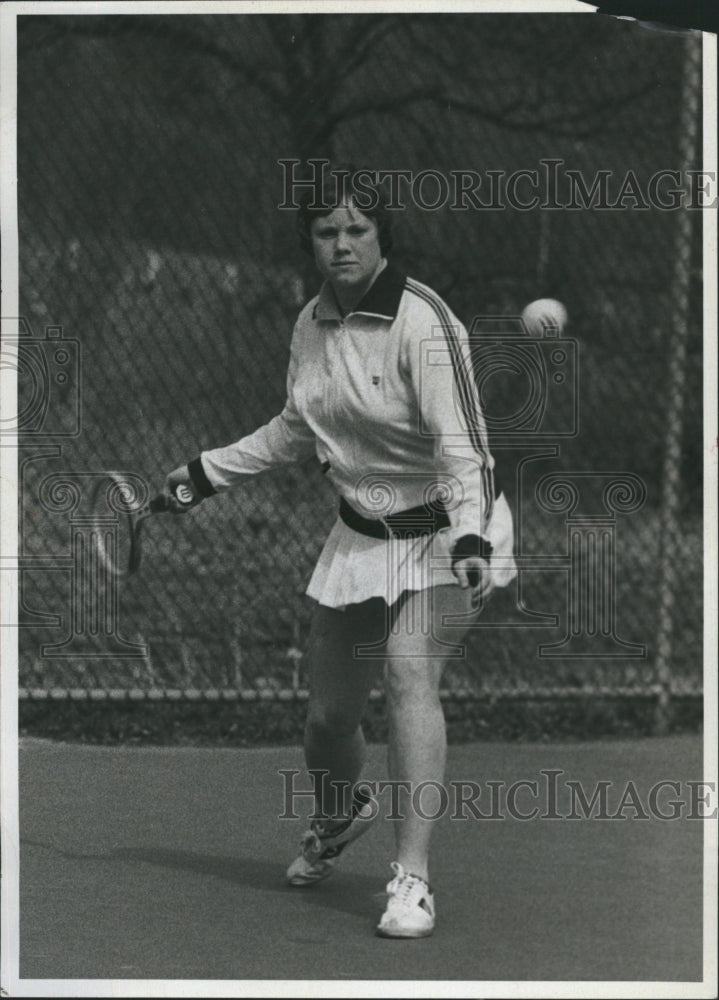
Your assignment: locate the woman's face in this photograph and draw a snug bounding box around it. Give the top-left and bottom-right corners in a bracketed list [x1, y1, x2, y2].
[310, 202, 383, 299]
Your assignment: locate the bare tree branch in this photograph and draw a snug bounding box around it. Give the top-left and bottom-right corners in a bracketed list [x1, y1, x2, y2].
[334, 15, 403, 83]
[19, 15, 289, 109]
[319, 74, 660, 141]
[20, 14, 665, 147]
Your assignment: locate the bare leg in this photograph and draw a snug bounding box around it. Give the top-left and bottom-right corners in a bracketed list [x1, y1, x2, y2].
[304, 597, 387, 821]
[384, 584, 477, 882]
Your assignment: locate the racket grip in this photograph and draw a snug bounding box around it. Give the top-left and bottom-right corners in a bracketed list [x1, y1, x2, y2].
[149, 483, 196, 514]
[149, 495, 170, 514]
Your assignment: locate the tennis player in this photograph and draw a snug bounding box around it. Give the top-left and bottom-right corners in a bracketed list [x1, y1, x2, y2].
[164, 165, 516, 938]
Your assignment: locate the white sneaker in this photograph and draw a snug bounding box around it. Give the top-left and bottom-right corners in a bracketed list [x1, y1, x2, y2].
[376, 862, 436, 938]
[286, 791, 377, 887]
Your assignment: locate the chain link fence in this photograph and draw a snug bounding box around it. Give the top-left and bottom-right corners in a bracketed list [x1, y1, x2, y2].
[12, 14, 704, 730]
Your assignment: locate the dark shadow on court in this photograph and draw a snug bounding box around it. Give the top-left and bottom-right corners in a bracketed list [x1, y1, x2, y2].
[21, 838, 382, 920]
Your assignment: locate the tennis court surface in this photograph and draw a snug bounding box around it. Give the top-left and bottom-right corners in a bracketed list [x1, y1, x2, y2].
[18, 735, 704, 983]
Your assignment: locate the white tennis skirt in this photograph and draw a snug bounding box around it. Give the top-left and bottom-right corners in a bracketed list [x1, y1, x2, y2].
[307, 492, 517, 609]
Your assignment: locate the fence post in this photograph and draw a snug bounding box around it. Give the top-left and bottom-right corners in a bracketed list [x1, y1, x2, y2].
[654, 33, 702, 735]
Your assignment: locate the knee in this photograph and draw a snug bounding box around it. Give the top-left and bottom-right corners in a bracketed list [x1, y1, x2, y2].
[384, 658, 442, 712]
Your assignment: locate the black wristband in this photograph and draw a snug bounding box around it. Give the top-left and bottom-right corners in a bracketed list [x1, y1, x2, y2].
[187, 456, 217, 498]
[451, 533, 493, 569]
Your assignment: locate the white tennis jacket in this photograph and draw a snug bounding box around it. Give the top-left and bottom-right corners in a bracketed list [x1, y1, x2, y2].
[197, 263, 497, 548]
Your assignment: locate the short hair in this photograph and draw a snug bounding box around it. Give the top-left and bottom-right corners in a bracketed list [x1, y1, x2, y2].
[296, 162, 393, 256]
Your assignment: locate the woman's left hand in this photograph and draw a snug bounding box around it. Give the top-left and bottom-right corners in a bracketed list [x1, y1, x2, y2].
[453, 556, 492, 605]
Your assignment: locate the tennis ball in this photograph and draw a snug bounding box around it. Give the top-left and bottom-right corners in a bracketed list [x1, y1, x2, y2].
[521, 298, 568, 335]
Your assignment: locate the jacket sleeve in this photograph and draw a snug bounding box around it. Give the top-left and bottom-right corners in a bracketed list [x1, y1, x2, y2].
[403, 302, 495, 546]
[197, 330, 317, 492]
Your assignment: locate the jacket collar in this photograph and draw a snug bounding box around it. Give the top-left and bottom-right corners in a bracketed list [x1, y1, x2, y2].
[314, 262, 406, 322]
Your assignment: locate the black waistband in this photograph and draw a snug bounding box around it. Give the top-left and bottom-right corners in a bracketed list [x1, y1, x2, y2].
[338, 496, 451, 540]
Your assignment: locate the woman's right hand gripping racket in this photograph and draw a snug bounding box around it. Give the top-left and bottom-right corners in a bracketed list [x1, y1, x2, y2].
[89, 472, 196, 577]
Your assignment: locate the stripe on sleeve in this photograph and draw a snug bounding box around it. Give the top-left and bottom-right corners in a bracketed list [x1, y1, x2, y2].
[406, 279, 495, 520]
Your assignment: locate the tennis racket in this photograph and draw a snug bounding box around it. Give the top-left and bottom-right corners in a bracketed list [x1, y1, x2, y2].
[89, 472, 195, 576]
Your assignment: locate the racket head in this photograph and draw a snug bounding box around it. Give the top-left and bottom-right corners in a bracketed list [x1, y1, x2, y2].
[89, 473, 153, 577]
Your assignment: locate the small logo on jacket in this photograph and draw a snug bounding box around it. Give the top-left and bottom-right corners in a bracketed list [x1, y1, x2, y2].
[372, 375, 380, 386]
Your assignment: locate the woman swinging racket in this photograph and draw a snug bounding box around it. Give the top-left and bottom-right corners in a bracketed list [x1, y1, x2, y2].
[164, 165, 516, 938]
